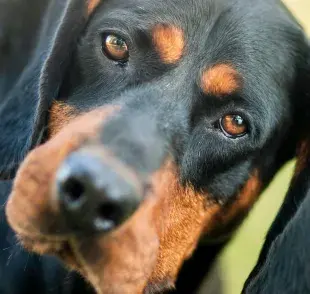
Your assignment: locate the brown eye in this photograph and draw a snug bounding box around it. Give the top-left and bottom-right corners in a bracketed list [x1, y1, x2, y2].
[102, 34, 129, 62]
[220, 114, 248, 138]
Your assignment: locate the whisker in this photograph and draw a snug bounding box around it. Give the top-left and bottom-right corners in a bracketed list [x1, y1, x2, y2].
[24, 253, 30, 271]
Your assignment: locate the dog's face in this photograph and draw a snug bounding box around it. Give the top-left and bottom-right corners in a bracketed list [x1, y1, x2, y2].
[5, 0, 309, 293]
[54, 0, 300, 199]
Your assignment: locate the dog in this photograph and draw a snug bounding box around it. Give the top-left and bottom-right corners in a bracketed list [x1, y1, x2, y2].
[1, 0, 310, 293]
[242, 55, 310, 293]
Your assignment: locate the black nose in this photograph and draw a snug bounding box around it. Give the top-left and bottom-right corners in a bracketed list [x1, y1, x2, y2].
[55, 150, 142, 234]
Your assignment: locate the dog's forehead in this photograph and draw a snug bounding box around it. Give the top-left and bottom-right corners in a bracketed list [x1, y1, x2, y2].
[92, 0, 228, 27]
[89, 0, 295, 64]
[89, 0, 247, 68]
[91, 0, 283, 25]
[81, 0, 302, 129]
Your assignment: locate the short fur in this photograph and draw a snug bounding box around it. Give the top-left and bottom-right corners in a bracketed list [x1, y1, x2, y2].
[242, 54, 310, 294]
[1, 0, 310, 293]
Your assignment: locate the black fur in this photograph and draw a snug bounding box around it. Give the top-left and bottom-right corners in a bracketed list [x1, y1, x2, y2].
[242, 54, 310, 294]
[242, 167, 310, 293]
[1, 0, 310, 293]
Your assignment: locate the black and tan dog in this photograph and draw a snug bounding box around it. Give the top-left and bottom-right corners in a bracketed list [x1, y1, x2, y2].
[0, 0, 310, 293]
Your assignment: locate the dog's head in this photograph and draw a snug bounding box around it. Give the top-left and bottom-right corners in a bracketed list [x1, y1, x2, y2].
[2, 0, 310, 293]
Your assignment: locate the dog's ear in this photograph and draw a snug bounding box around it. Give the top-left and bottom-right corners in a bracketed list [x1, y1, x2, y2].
[294, 41, 310, 137]
[0, 0, 100, 178]
[242, 43, 310, 293]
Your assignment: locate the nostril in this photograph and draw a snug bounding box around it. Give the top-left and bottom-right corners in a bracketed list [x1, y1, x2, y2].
[62, 177, 86, 209]
[94, 202, 123, 231]
[97, 202, 122, 225]
[56, 151, 142, 234]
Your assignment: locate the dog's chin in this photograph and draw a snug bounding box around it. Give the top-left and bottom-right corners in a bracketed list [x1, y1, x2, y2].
[20, 235, 173, 294]
[11, 196, 162, 294]
[17, 234, 169, 294]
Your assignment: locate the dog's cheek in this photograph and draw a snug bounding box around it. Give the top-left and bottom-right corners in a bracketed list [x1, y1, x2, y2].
[5, 141, 72, 237]
[203, 169, 262, 239]
[147, 165, 262, 289]
[147, 160, 220, 288]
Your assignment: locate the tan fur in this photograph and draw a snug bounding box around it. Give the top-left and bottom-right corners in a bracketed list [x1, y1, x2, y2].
[87, 0, 101, 15]
[152, 24, 185, 64]
[6, 106, 119, 239]
[7, 105, 263, 293]
[294, 139, 310, 177]
[203, 170, 262, 238]
[201, 64, 242, 96]
[48, 101, 79, 137]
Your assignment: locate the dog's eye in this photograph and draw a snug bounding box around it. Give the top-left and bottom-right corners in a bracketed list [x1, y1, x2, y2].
[102, 34, 129, 62]
[219, 114, 247, 138]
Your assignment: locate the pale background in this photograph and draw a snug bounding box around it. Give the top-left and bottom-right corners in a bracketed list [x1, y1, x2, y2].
[220, 1, 310, 293]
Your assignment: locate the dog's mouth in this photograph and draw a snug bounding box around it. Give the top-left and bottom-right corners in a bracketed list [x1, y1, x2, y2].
[10, 195, 163, 294]
[6, 151, 210, 294]
[16, 218, 160, 293]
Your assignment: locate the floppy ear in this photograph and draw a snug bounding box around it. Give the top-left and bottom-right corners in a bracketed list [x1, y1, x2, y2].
[243, 45, 310, 292]
[0, 0, 100, 179]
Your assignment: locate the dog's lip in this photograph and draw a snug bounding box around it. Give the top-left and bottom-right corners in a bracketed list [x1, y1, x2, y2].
[17, 232, 85, 272]
[18, 232, 69, 243]
[12, 225, 71, 243]
[16, 231, 71, 254]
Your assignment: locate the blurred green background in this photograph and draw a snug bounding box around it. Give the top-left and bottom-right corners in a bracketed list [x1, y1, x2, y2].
[219, 161, 294, 294]
[219, 1, 310, 293]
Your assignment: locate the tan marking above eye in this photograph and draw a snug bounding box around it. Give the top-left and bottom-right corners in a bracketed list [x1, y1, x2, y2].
[220, 114, 247, 137]
[201, 64, 242, 96]
[102, 34, 129, 62]
[152, 24, 185, 64]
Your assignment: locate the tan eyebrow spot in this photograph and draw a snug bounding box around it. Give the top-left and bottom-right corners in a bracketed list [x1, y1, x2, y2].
[152, 24, 185, 64]
[87, 0, 101, 15]
[201, 64, 242, 97]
